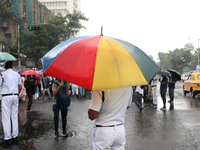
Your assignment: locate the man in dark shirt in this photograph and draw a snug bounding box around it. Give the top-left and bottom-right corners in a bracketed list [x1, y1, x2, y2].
[159, 76, 168, 111]
[168, 73, 177, 104]
[42, 75, 51, 100]
[24, 75, 35, 113]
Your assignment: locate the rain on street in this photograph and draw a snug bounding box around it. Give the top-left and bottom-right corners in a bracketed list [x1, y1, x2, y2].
[0, 81, 200, 150]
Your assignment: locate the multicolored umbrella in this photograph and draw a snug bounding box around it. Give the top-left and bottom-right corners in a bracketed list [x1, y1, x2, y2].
[41, 35, 160, 91]
[0, 52, 17, 61]
[20, 70, 38, 75]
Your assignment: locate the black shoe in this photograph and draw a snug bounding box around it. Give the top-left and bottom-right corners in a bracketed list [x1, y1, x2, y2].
[54, 131, 59, 138]
[12, 137, 18, 143]
[62, 131, 68, 137]
[152, 103, 157, 107]
[139, 107, 143, 112]
[168, 100, 173, 104]
[0, 139, 12, 145]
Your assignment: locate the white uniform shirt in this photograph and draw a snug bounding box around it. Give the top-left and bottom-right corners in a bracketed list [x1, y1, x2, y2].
[151, 75, 158, 86]
[0, 69, 21, 94]
[89, 87, 133, 126]
[135, 86, 143, 95]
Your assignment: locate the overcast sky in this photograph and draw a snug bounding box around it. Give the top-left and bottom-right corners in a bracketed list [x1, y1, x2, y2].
[80, 0, 200, 61]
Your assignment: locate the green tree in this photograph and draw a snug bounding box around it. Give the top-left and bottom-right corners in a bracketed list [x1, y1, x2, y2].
[20, 11, 88, 67]
[168, 48, 192, 74]
[158, 52, 172, 69]
[184, 43, 196, 70]
[0, 37, 17, 53]
[0, 0, 17, 52]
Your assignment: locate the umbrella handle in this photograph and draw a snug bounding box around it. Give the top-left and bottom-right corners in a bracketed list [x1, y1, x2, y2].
[101, 26, 103, 36]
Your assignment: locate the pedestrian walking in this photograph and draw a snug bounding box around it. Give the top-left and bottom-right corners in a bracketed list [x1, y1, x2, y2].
[88, 87, 133, 149]
[79, 86, 85, 98]
[0, 61, 22, 145]
[49, 76, 53, 97]
[42, 75, 51, 100]
[159, 76, 168, 111]
[134, 86, 144, 112]
[18, 75, 26, 102]
[150, 74, 159, 107]
[36, 74, 41, 95]
[24, 75, 36, 113]
[168, 72, 177, 104]
[52, 79, 71, 137]
[71, 83, 79, 98]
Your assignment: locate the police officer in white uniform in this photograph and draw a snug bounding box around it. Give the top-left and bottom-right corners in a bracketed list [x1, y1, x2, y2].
[88, 87, 132, 150]
[0, 61, 22, 145]
[151, 74, 159, 107]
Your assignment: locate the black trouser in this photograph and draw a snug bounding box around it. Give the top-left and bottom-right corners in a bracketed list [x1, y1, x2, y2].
[160, 89, 167, 104]
[27, 93, 33, 110]
[134, 92, 143, 109]
[53, 104, 68, 132]
[49, 84, 52, 96]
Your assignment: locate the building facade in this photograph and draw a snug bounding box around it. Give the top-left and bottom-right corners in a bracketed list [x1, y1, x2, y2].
[0, 0, 52, 51]
[39, 0, 81, 16]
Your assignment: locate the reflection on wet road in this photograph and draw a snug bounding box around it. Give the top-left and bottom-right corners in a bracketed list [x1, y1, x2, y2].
[0, 82, 200, 149]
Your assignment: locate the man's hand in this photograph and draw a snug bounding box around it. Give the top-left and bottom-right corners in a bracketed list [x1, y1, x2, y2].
[88, 109, 99, 120]
[59, 81, 63, 87]
[66, 90, 71, 95]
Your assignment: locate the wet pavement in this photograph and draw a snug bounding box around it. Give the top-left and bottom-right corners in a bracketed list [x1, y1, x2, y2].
[0, 82, 200, 149]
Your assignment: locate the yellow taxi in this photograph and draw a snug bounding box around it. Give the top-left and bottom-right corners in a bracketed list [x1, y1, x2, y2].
[183, 72, 200, 98]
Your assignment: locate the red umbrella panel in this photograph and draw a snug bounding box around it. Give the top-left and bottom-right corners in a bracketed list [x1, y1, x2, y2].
[20, 70, 38, 75]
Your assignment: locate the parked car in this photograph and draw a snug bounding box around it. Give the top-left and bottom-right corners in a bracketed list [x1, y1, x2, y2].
[183, 72, 200, 98]
[181, 72, 189, 82]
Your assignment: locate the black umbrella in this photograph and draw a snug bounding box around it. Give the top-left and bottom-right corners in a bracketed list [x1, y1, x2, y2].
[157, 69, 171, 77]
[167, 69, 181, 81]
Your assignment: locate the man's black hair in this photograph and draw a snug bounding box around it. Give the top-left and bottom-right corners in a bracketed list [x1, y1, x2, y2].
[5, 61, 13, 69]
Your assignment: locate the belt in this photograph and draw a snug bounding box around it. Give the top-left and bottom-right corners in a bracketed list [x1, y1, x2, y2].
[2, 93, 18, 97]
[151, 85, 157, 87]
[95, 123, 123, 127]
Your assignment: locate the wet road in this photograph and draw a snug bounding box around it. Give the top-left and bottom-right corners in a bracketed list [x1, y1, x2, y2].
[0, 82, 200, 149]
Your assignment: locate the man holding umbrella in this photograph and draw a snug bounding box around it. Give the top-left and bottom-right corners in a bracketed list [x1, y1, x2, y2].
[168, 72, 177, 104]
[88, 87, 133, 149]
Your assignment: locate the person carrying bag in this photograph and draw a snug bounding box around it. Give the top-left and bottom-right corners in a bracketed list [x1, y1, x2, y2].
[52, 79, 71, 138]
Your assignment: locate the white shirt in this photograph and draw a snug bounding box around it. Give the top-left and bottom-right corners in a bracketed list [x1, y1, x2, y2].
[0, 69, 21, 94]
[151, 75, 158, 86]
[135, 86, 143, 95]
[71, 83, 78, 88]
[89, 87, 133, 126]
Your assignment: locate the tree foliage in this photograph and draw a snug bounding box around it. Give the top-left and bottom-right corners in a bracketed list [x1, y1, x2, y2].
[0, 0, 15, 19]
[20, 11, 88, 67]
[158, 44, 193, 74]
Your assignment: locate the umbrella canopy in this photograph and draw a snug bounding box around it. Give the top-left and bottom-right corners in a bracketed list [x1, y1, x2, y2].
[35, 70, 42, 75]
[41, 35, 160, 91]
[167, 69, 181, 80]
[20, 70, 38, 75]
[0, 52, 17, 61]
[157, 69, 171, 77]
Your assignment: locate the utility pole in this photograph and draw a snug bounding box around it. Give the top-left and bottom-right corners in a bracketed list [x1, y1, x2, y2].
[18, 24, 21, 69]
[198, 39, 199, 67]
